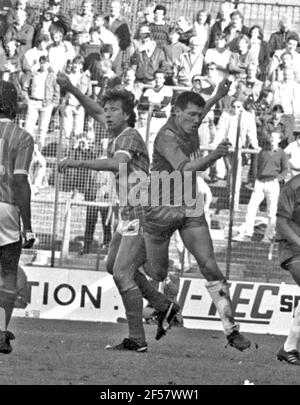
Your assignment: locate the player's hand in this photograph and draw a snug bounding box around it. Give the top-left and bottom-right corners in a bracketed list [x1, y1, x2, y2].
[22, 230, 36, 249]
[216, 78, 232, 98]
[214, 140, 230, 158]
[57, 72, 74, 92]
[58, 158, 80, 172]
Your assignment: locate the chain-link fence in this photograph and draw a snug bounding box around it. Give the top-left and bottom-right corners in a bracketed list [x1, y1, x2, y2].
[15, 0, 298, 285]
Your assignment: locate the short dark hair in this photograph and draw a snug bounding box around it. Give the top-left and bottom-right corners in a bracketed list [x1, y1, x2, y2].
[154, 5, 167, 15]
[39, 55, 47, 63]
[154, 68, 166, 77]
[174, 91, 205, 110]
[230, 10, 243, 20]
[286, 32, 299, 44]
[272, 104, 284, 114]
[102, 87, 137, 128]
[249, 25, 264, 40]
[0, 80, 17, 119]
[100, 43, 113, 57]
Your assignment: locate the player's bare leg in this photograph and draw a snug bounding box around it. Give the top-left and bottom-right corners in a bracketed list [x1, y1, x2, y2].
[179, 224, 251, 352]
[0, 241, 21, 354]
[277, 257, 300, 365]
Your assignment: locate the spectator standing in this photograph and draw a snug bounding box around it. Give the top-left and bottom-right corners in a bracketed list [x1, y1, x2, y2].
[93, 14, 119, 61]
[48, 29, 76, 74]
[175, 36, 205, 87]
[248, 25, 270, 81]
[71, 0, 94, 38]
[193, 9, 211, 52]
[234, 131, 289, 243]
[176, 16, 194, 47]
[22, 33, 49, 74]
[23, 55, 59, 149]
[62, 55, 92, 145]
[284, 130, 300, 178]
[131, 33, 165, 85]
[272, 67, 300, 118]
[208, 0, 234, 49]
[224, 10, 249, 53]
[204, 32, 231, 79]
[149, 4, 170, 49]
[162, 27, 188, 85]
[269, 16, 294, 57]
[228, 34, 257, 80]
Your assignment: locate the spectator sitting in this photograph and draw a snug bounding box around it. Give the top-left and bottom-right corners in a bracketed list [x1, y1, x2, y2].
[22, 33, 49, 74]
[176, 15, 194, 47]
[268, 32, 300, 83]
[193, 9, 211, 52]
[268, 16, 294, 57]
[234, 131, 289, 243]
[149, 4, 170, 49]
[204, 32, 231, 79]
[131, 32, 166, 85]
[162, 27, 188, 85]
[208, 0, 234, 49]
[228, 34, 257, 80]
[248, 25, 270, 81]
[174, 35, 205, 87]
[284, 130, 300, 178]
[224, 10, 250, 52]
[80, 27, 102, 73]
[22, 55, 60, 149]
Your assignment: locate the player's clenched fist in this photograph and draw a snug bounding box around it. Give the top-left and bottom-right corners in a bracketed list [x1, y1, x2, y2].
[56, 72, 73, 92]
[214, 140, 230, 158]
[21, 230, 36, 249]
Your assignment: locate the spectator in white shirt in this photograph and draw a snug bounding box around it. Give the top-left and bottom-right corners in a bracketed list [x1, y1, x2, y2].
[61, 55, 92, 145]
[93, 13, 119, 62]
[284, 130, 300, 178]
[22, 33, 50, 74]
[48, 29, 76, 74]
[204, 32, 231, 79]
[272, 66, 300, 118]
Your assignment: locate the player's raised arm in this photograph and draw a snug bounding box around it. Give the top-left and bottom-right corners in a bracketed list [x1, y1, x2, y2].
[199, 78, 232, 123]
[56, 72, 106, 126]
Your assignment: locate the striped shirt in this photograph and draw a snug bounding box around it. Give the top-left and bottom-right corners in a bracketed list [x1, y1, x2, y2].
[0, 120, 34, 205]
[107, 126, 150, 220]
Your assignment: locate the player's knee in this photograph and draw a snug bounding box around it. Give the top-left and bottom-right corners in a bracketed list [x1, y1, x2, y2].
[143, 262, 166, 282]
[113, 270, 134, 292]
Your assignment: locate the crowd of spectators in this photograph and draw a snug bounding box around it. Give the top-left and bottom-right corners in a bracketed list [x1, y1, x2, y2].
[1, 0, 300, 254]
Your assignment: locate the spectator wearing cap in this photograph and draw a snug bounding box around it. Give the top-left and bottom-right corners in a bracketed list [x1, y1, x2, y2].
[208, 0, 234, 49]
[284, 130, 300, 178]
[149, 5, 170, 49]
[174, 36, 205, 87]
[204, 32, 231, 79]
[22, 33, 49, 74]
[268, 16, 293, 57]
[268, 32, 300, 82]
[228, 34, 257, 80]
[130, 32, 166, 85]
[162, 27, 188, 85]
[176, 16, 194, 47]
[224, 10, 249, 53]
[22, 55, 59, 149]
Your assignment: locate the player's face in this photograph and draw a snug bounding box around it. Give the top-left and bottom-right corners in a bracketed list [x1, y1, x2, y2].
[176, 102, 203, 135]
[104, 100, 130, 133]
